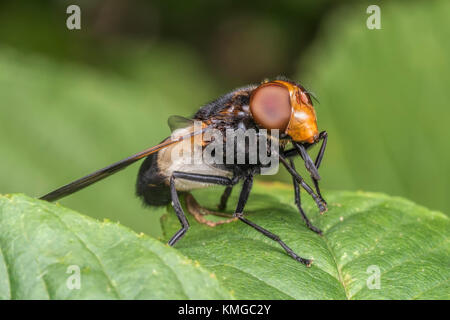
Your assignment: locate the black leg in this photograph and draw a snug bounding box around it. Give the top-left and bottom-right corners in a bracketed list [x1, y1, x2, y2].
[289, 158, 323, 235]
[283, 148, 298, 158]
[218, 186, 233, 210]
[172, 171, 236, 186]
[171, 171, 237, 211]
[312, 180, 325, 206]
[294, 142, 320, 180]
[168, 171, 239, 244]
[283, 131, 328, 168]
[282, 141, 316, 158]
[314, 131, 328, 169]
[294, 141, 327, 207]
[233, 175, 312, 266]
[283, 131, 328, 207]
[279, 154, 327, 213]
[311, 131, 328, 205]
[168, 175, 190, 246]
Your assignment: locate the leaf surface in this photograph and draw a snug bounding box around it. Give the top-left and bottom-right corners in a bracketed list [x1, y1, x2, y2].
[161, 183, 450, 299]
[0, 194, 232, 299]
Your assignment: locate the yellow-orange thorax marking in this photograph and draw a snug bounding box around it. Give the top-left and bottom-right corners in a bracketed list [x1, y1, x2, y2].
[271, 80, 319, 144]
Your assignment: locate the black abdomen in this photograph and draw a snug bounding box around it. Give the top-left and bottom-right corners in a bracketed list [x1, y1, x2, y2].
[136, 152, 171, 206]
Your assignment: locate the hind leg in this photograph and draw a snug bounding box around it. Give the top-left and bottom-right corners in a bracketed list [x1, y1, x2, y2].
[186, 193, 237, 227]
[167, 175, 190, 246]
[172, 172, 238, 229]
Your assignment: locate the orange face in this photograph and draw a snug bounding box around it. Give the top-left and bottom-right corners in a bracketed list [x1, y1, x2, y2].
[249, 80, 319, 144]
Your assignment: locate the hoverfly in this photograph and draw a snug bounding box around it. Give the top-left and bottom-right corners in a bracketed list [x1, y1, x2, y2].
[40, 76, 328, 266]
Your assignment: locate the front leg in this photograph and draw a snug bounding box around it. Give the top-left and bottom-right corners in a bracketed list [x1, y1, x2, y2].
[283, 131, 328, 206]
[311, 131, 328, 206]
[289, 158, 323, 235]
[279, 154, 327, 214]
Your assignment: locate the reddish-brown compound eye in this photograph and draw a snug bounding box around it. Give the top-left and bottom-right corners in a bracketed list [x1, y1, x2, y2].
[250, 84, 292, 131]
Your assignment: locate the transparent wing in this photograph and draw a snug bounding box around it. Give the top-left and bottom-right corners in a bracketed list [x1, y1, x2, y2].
[168, 115, 195, 132]
[40, 125, 208, 202]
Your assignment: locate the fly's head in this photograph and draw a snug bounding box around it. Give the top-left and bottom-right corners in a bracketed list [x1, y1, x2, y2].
[249, 80, 319, 144]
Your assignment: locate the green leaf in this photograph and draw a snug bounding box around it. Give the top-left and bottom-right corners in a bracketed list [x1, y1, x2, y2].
[0, 194, 232, 300]
[161, 183, 450, 300]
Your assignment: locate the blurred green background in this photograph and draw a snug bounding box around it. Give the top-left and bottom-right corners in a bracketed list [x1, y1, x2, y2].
[1, 0, 449, 237]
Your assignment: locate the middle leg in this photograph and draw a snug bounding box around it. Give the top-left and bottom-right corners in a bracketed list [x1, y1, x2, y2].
[172, 171, 238, 227]
[218, 186, 233, 211]
[233, 174, 312, 266]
